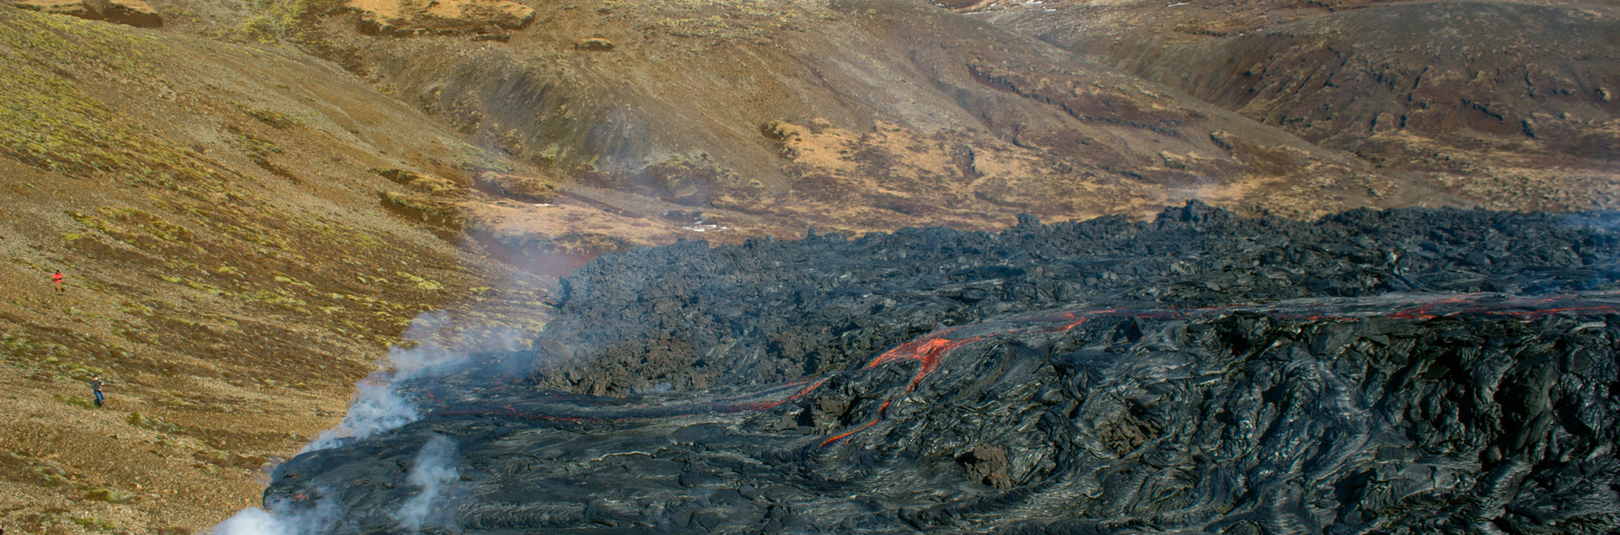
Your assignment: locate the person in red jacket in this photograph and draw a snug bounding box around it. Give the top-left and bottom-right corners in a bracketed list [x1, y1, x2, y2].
[53, 270, 64, 294]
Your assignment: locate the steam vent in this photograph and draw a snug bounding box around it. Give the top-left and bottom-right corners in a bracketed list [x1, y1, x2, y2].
[2, 0, 1619, 533]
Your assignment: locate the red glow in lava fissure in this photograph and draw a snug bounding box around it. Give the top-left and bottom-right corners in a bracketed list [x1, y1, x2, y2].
[425, 292, 1616, 447]
[818, 332, 997, 447]
[814, 292, 1620, 446]
[864, 334, 981, 392]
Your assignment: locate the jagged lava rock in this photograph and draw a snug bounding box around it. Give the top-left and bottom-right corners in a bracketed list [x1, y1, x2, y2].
[267, 204, 1620, 533]
[533, 203, 1620, 395]
[272, 299, 1620, 533]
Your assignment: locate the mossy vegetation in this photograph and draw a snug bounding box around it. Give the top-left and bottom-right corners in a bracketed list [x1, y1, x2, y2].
[0, 451, 75, 487]
[0, 8, 553, 532]
[73, 516, 119, 531]
[2, 332, 120, 380]
[85, 486, 137, 504]
[226, 125, 286, 161]
[371, 167, 461, 195]
[0, 11, 220, 190]
[244, 106, 304, 129]
[235, 0, 345, 44]
[128, 411, 187, 434]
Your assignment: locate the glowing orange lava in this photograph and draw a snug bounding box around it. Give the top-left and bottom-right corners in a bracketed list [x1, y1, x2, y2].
[817, 334, 987, 447]
[865, 335, 980, 392]
[1389, 296, 1479, 319]
[731, 379, 828, 411]
[431, 292, 1618, 447]
[820, 399, 892, 447]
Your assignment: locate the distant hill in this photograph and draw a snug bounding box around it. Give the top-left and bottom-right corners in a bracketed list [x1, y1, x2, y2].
[976, 0, 1620, 211]
[301, 0, 1440, 232]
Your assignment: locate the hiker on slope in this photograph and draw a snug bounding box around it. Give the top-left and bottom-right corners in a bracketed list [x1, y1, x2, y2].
[89, 374, 104, 408]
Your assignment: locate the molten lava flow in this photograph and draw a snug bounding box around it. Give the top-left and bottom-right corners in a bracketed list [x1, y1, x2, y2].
[864, 334, 981, 393]
[816, 292, 1620, 447]
[820, 399, 892, 447]
[818, 333, 985, 447]
[422, 292, 1619, 447]
[1389, 295, 1486, 319]
[728, 379, 828, 412]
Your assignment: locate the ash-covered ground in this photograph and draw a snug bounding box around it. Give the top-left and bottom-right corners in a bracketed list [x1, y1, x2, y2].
[245, 203, 1620, 534]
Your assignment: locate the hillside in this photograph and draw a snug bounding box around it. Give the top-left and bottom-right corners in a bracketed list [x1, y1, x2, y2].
[0, 7, 551, 533]
[304, 0, 1442, 230]
[0, 0, 1615, 532]
[976, 0, 1620, 211]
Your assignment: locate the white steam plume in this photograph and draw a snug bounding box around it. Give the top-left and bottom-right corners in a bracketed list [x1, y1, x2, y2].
[210, 490, 340, 535]
[302, 311, 526, 451]
[213, 312, 526, 534]
[391, 434, 461, 533]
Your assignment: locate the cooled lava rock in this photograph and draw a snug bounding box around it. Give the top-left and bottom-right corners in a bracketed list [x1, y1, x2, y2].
[269, 204, 1620, 534]
[534, 202, 1619, 396]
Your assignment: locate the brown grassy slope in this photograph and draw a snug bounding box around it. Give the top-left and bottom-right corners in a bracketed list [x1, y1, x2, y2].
[0, 8, 551, 533]
[980, 0, 1620, 212]
[273, 0, 1454, 239]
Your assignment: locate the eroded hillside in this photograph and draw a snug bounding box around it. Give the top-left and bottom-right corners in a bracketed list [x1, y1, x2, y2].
[0, 8, 552, 533]
[977, 0, 1620, 211]
[305, 0, 1443, 233]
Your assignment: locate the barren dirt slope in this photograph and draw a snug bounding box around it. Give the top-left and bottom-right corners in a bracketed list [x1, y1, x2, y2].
[0, 7, 561, 533]
[280, 0, 1460, 235]
[977, 0, 1620, 211]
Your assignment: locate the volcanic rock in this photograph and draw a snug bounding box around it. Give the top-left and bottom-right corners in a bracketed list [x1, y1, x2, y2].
[533, 203, 1620, 394]
[573, 37, 612, 51]
[959, 444, 1012, 489]
[267, 204, 1620, 533]
[274, 295, 1620, 534]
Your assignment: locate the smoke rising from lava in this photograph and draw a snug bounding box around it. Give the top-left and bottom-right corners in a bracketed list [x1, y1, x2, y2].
[302, 313, 482, 451]
[390, 435, 461, 533]
[224, 204, 1620, 533]
[213, 312, 524, 535]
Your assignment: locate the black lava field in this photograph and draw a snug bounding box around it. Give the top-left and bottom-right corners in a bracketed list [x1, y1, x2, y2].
[270, 203, 1620, 534]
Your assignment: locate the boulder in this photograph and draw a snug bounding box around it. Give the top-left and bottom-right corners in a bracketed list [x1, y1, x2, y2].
[573, 38, 613, 51]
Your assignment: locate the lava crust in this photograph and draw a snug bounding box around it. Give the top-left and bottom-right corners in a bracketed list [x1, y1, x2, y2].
[268, 204, 1620, 534]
